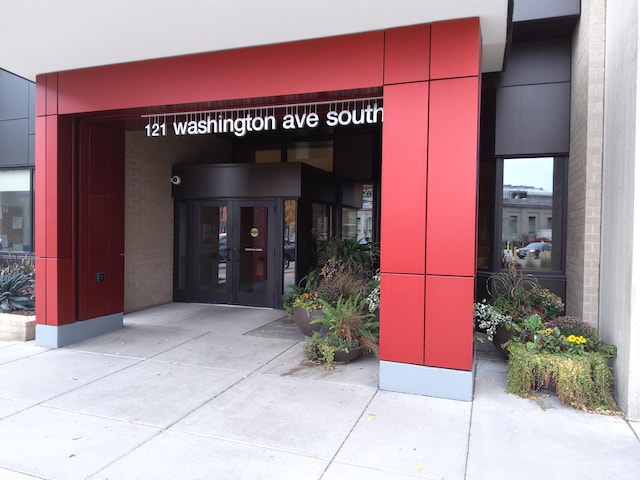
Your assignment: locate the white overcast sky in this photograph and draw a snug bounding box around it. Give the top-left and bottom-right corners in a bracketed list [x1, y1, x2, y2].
[503, 157, 554, 192]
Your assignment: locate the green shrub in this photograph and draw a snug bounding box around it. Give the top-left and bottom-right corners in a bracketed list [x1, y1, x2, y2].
[0, 270, 35, 312]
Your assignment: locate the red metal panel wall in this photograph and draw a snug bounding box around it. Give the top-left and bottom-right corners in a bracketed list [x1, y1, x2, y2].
[77, 122, 125, 320]
[380, 82, 429, 275]
[426, 77, 480, 277]
[35, 111, 76, 326]
[379, 273, 425, 364]
[55, 32, 384, 114]
[34, 19, 481, 375]
[430, 18, 481, 80]
[425, 275, 475, 370]
[384, 24, 431, 84]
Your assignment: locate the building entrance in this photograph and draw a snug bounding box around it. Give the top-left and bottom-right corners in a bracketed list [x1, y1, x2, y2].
[191, 199, 276, 307]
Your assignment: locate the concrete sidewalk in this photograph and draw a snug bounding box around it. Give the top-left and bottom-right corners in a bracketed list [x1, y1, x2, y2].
[0, 303, 638, 480]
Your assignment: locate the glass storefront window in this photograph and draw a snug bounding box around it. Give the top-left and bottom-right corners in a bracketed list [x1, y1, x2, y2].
[0, 169, 32, 252]
[501, 157, 563, 271]
[283, 200, 297, 292]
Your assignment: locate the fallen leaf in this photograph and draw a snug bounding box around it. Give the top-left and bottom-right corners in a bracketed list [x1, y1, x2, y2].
[368, 414, 376, 421]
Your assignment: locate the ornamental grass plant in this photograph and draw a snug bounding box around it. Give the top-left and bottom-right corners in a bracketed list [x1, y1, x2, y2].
[505, 313, 619, 413]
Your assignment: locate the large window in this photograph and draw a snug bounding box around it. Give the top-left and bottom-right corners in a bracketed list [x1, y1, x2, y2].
[501, 157, 564, 271]
[0, 169, 33, 252]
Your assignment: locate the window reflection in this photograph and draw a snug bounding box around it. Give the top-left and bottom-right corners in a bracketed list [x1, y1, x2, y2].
[0, 169, 32, 252]
[502, 157, 556, 270]
[283, 200, 296, 292]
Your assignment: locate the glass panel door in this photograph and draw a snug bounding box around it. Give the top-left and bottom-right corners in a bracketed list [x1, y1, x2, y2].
[236, 202, 271, 306]
[191, 199, 275, 306]
[193, 201, 229, 304]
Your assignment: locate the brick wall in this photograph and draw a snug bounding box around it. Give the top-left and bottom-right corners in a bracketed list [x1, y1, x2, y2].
[124, 131, 175, 311]
[124, 131, 232, 311]
[567, 0, 605, 326]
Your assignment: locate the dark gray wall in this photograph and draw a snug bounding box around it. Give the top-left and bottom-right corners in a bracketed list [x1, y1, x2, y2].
[483, 39, 572, 157]
[0, 69, 34, 167]
[513, 0, 580, 22]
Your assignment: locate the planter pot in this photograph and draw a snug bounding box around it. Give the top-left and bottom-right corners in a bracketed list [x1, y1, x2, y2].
[293, 306, 324, 336]
[491, 325, 513, 359]
[333, 346, 364, 363]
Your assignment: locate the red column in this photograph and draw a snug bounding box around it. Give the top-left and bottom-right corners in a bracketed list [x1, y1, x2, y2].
[380, 18, 480, 374]
[35, 74, 76, 326]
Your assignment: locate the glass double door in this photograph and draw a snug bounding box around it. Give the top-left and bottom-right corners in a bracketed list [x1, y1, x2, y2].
[193, 199, 275, 307]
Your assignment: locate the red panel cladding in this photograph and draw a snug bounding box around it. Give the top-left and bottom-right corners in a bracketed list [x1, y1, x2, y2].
[426, 77, 479, 277]
[109, 131, 125, 256]
[35, 75, 47, 117]
[45, 73, 58, 115]
[380, 83, 428, 275]
[89, 128, 110, 195]
[78, 122, 124, 320]
[56, 32, 384, 114]
[384, 24, 430, 84]
[379, 273, 425, 365]
[36, 116, 74, 259]
[34, 116, 47, 258]
[430, 18, 481, 80]
[87, 195, 111, 318]
[425, 275, 474, 370]
[41, 258, 75, 326]
[34, 258, 46, 325]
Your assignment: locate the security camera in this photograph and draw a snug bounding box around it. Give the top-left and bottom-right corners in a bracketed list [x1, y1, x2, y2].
[170, 175, 181, 185]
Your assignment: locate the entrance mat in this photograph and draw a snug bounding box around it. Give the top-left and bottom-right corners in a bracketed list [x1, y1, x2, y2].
[243, 316, 306, 341]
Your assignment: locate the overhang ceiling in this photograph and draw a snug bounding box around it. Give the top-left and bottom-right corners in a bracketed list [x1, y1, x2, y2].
[0, 0, 511, 81]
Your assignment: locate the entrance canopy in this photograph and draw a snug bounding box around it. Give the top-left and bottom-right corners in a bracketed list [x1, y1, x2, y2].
[1, 0, 510, 81]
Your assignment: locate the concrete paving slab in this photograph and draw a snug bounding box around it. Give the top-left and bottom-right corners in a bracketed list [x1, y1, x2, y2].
[0, 349, 139, 403]
[152, 331, 299, 372]
[126, 303, 288, 335]
[0, 398, 31, 419]
[0, 468, 42, 479]
[0, 405, 159, 480]
[243, 317, 306, 341]
[92, 429, 329, 480]
[45, 360, 246, 428]
[333, 390, 471, 479]
[123, 303, 215, 326]
[467, 400, 640, 480]
[173, 373, 376, 458]
[0, 341, 48, 365]
[66, 324, 204, 358]
[323, 462, 425, 479]
[257, 341, 380, 389]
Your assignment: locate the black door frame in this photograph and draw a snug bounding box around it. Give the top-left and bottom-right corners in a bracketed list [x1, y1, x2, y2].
[190, 198, 278, 307]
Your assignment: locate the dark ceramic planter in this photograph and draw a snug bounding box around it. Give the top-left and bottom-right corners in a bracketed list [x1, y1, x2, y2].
[491, 325, 514, 359]
[293, 306, 324, 336]
[333, 346, 364, 363]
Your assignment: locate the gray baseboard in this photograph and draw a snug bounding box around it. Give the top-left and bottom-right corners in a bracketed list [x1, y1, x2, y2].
[379, 360, 476, 401]
[35, 313, 124, 348]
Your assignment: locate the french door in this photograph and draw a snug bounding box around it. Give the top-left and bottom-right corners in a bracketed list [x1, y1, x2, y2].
[192, 199, 276, 306]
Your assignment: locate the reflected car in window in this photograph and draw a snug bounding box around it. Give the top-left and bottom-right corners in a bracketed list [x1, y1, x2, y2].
[516, 242, 552, 259]
[284, 241, 295, 268]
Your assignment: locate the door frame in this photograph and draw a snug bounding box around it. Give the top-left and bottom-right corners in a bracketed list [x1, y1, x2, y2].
[188, 198, 278, 307]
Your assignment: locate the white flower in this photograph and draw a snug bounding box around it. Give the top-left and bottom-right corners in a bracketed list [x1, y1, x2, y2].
[474, 299, 512, 341]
